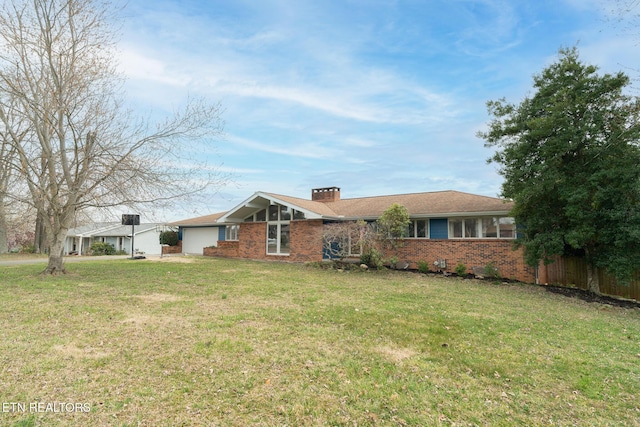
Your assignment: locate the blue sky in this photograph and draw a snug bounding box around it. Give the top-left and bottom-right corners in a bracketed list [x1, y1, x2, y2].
[116, 0, 640, 221]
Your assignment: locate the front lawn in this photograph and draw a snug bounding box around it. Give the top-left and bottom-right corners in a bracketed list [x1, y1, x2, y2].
[1, 258, 639, 426]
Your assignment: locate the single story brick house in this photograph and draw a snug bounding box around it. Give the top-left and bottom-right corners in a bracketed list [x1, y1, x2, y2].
[172, 187, 535, 282]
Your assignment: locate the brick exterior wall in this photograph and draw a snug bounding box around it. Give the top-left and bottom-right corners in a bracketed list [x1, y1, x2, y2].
[202, 220, 324, 263]
[288, 219, 324, 262]
[203, 240, 239, 258]
[161, 240, 182, 255]
[393, 239, 534, 282]
[201, 219, 535, 283]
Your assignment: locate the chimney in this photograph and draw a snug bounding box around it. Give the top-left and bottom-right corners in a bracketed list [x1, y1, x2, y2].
[311, 187, 341, 203]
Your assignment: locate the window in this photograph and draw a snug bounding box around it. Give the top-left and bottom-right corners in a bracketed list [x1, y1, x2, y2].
[451, 217, 515, 239]
[481, 218, 498, 238]
[225, 225, 239, 241]
[245, 209, 267, 222]
[267, 203, 291, 255]
[449, 218, 479, 238]
[499, 217, 516, 238]
[406, 220, 428, 238]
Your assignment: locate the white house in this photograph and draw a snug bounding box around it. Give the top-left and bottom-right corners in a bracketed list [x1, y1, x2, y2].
[170, 212, 226, 254]
[64, 223, 174, 256]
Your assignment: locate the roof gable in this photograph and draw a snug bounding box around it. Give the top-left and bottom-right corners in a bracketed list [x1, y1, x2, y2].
[218, 192, 330, 223]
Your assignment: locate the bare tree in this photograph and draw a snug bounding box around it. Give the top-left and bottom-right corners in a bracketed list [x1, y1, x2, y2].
[322, 220, 373, 260]
[0, 0, 226, 273]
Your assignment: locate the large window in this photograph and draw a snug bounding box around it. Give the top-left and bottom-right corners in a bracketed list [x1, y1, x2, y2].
[450, 217, 515, 239]
[267, 203, 291, 255]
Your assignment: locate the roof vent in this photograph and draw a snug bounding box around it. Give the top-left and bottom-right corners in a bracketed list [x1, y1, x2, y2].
[312, 187, 341, 202]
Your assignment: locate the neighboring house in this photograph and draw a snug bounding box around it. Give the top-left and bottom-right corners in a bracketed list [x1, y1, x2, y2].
[172, 187, 535, 283]
[64, 223, 173, 256]
[171, 212, 226, 255]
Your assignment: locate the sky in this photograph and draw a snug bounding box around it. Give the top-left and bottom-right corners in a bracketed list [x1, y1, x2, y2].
[115, 0, 640, 221]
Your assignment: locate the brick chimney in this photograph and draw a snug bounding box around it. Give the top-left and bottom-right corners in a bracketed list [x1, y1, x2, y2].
[311, 187, 341, 203]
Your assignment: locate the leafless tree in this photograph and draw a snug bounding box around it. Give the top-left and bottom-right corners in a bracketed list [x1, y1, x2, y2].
[0, 0, 226, 273]
[322, 220, 373, 260]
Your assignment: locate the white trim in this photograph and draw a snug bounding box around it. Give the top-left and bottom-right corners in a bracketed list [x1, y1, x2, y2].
[218, 191, 323, 223]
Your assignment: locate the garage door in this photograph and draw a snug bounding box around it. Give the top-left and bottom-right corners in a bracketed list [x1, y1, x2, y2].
[182, 227, 219, 254]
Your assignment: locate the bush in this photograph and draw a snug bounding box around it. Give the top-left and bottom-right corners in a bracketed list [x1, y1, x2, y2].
[417, 260, 430, 274]
[20, 244, 36, 254]
[454, 262, 467, 276]
[159, 230, 179, 246]
[90, 242, 115, 256]
[484, 262, 500, 279]
[360, 248, 384, 270]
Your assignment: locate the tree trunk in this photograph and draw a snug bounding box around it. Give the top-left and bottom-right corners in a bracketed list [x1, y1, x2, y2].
[34, 211, 48, 254]
[586, 263, 601, 295]
[0, 201, 8, 253]
[43, 235, 66, 275]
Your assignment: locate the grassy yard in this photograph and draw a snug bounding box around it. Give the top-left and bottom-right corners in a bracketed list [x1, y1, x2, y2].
[1, 257, 639, 426]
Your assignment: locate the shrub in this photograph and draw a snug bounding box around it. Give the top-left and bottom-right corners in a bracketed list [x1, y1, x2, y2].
[90, 242, 116, 256]
[360, 248, 384, 270]
[417, 260, 430, 274]
[484, 262, 500, 279]
[159, 230, 179, 246]
[454, 262, 467, 276]
[20, 244, 35, 254]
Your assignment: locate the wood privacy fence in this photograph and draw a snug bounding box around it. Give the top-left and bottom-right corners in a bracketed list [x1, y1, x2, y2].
[540, 257, 640, 302]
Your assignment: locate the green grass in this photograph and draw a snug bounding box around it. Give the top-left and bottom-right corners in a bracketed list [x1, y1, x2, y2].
[1, 257, 639, 426]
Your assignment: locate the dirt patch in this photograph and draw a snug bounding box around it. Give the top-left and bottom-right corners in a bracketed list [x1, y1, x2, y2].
[53, 344, 111, 359]
[377, 345, 418, 363]
[135, 293, 181, 303]
[544, 285, 640, 309]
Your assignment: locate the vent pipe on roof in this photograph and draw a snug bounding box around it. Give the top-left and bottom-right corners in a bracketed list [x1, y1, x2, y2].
[311, 187, 340, 202]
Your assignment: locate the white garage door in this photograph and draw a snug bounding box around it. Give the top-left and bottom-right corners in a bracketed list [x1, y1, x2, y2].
[182, 227, 219, 254]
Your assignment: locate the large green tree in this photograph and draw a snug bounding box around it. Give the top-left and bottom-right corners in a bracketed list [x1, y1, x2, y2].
[479, 48, 640, 293]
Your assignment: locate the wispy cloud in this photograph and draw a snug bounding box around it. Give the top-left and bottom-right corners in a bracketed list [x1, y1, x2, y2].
[116, 0, 640, 218]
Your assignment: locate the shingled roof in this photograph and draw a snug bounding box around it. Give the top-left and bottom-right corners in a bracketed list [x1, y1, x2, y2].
[174, 190, 513, 226]
[170, 212, 226, 226]
[324, 190, 513, 219]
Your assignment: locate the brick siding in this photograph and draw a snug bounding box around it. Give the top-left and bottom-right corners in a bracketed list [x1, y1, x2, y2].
[202, 220, 324, 263]
[203, 240, 239, 258]
[201, 220, 535, 283]
[161, 240, 182, 255]
[393, 239, 534, 283]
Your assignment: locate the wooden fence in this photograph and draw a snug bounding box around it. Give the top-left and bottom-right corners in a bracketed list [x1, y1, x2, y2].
[540, 257, 640, 302]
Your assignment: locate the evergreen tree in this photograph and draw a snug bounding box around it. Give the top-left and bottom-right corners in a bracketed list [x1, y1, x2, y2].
[479, 48, 640, 293]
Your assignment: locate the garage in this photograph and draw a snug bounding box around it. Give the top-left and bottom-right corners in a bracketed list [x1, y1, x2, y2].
[181, 227, 219, 254]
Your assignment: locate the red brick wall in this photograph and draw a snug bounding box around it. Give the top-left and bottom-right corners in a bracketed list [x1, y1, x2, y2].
[201, 220, 535, 283]
[203, 240, 239, 258]
[202, 220, 324, 263]
[162, 240, 182, 255]
[393, 239, 534, 282]
[288, 219, 324, 262]
[238, 222, 267, 259]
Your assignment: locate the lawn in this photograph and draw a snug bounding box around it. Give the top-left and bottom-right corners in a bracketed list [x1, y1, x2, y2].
[1, 257, 639, 426]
